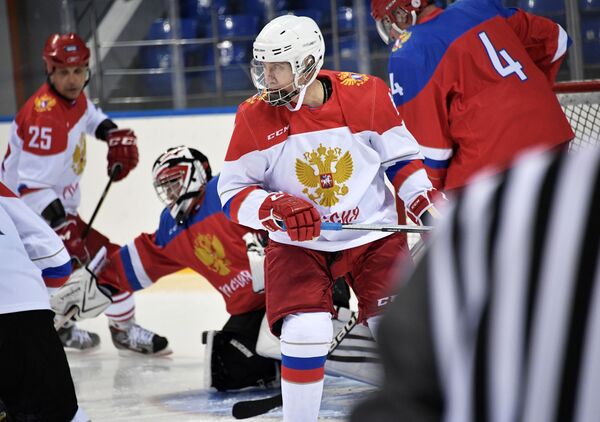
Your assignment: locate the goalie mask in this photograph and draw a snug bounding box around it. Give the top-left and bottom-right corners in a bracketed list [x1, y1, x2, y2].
[152, 146, 212, 225]
[251, 15, 325, 108]
[371, 0, 430, 44]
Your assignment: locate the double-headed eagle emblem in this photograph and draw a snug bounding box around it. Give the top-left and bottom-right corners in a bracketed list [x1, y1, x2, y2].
[71, 134, 86, 175]
[194, 233, 231, 276]
[34, 94, 56, 113]
[392, 31, 412, 52]
[337, 72, 369, 87]
[295, 144, 353, 207]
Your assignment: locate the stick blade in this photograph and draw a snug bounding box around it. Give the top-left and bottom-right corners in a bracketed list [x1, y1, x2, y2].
[232, 394, 283, 419]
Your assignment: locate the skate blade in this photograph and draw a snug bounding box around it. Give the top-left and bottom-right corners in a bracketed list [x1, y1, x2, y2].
[64, 343, 101, 354]
[116, 346, 173, 358]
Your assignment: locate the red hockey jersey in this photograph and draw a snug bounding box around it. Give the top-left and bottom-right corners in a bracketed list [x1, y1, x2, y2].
[1, 83, 108, 215]
[388, 0, 574, 191]
[100, 176, 265, 316]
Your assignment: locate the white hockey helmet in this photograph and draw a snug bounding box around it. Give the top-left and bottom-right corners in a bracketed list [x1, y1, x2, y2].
[251, 15, 325, 106]
[152, 146, 211, 224]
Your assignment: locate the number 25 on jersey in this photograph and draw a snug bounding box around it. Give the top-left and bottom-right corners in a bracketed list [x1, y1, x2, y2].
[28, 126, 53, 150]
[479, 31, 528, 81]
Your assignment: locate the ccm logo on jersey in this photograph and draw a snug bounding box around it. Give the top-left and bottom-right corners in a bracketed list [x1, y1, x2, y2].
[377, 295, 397, 307]
[267, 125, 289, 141]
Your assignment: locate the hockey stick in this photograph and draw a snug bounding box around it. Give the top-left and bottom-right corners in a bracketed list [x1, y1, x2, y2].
[81, 164, 121, 240]
[232, 312, 359, 419]
[53, 307, 78, 330]
[321, 221, 433, 233]
[56, 166, 119, 329]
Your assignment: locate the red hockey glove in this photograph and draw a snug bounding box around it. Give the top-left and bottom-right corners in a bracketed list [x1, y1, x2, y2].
[407, 189, 447, 226]
[54, 215, 90, 267]
[258, 193, 321, 242]
[106, 128, 139, 181]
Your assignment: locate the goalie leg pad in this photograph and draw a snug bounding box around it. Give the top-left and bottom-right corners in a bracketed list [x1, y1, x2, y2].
[255, 314, 281, 360]
[203, 330, 280, 392]
[325, 307, 383, 386]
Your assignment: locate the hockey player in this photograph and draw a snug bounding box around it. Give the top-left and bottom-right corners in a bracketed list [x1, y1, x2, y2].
[0, 181, 89, 421]
[217, 15, 443, 422]
[0, 32, 169, 355]
[96, 146, 380, 392]
[371, 0, 574, 191]
[96, 146, 280, 390]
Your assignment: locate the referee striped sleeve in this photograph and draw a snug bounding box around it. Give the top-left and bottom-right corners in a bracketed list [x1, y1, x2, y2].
[427, 149, 600, 422]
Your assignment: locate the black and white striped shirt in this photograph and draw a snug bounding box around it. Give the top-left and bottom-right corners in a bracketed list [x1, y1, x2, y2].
[352, 147, 600, 422]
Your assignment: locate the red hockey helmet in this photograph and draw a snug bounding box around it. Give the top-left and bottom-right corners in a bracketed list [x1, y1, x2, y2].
[371, 0, 430, 44]
[42, 33, 90, 74]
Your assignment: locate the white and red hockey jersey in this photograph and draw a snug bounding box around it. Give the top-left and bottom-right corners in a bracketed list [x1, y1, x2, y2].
[0, 182, 71, 314]
[1, 82, 108, 215]
[218, 70, 433, 251]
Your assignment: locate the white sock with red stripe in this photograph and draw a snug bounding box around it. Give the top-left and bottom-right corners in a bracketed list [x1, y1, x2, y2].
[280, 312, 332, 422]
[105, 291, 135, 327]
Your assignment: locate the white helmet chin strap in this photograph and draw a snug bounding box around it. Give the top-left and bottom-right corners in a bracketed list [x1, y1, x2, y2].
[285, 85, 309, 112]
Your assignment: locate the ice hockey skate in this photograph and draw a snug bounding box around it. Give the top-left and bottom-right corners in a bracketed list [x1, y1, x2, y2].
[109, 320, 171, 356]
[57, 321, 101, 352]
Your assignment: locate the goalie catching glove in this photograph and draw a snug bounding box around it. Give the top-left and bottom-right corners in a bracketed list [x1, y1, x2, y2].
[258, 192, 321, 242]
[50, 247, 112, 321]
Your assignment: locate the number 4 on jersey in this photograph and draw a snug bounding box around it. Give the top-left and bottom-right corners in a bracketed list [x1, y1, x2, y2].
[478, 31, 527, 81]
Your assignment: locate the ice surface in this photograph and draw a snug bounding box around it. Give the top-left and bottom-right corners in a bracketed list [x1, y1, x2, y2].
[68, 276, 374, 421]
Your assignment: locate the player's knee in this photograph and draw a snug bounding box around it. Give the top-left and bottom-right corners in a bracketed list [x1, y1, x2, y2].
[281, 312, 332, 354]
[205, 330, 280, 392]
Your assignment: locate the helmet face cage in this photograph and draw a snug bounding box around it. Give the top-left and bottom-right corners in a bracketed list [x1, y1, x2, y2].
[152, 146, 208, 224]
[250, 58, 320, 106]
[251, 15, 325, 106]
[154, 166, 189, 207]
[43, 33, 90, 74]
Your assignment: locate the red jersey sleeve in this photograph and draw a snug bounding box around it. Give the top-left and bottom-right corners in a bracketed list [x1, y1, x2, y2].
[100, 232, 185, 292]
[507, 9, 569, 83]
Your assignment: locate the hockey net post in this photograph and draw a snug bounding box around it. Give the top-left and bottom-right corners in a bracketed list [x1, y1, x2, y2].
[554, 80, 600, 152]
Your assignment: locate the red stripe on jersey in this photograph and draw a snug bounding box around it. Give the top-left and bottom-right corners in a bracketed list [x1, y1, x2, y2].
[44, 275, 68, 288]
[281, 366, 325, 384]
[229, 186, 259, 223]
[18, 186, 42, 196]
[391, 161, 426, 193]
[424, 167, 448, 191]
[0, 182, 16, 198]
